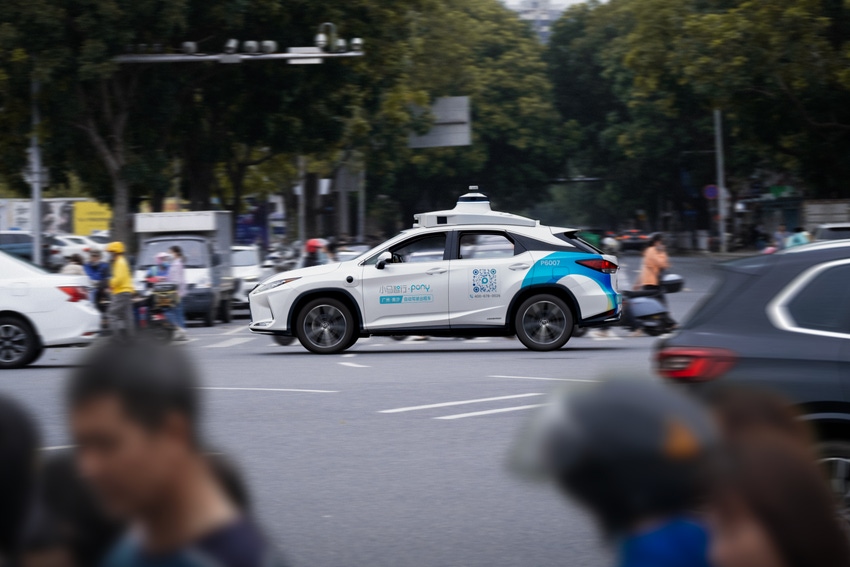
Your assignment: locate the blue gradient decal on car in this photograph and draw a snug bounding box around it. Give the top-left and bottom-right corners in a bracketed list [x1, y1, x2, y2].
[521, 252, 620, 314]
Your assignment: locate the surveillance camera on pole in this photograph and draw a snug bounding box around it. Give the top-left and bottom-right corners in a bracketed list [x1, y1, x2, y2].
[314, 33, 328, 50]
[243, 40, 259, 54]
[182, 42, 197, 55]
[351, 38, 363, 52]
[261, 40, 277, 54]
[335, 38, 347, 53]
[224, 39, 239, 54]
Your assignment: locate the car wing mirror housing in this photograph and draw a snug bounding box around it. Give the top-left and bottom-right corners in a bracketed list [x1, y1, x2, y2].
[376, 251, 392, 270]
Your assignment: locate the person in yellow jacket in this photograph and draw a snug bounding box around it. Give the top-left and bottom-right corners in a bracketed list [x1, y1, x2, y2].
[105, 241, 135, 337]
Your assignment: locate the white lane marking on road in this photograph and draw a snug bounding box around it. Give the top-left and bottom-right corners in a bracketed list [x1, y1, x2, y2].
[204, 337, 255, 348]
[591, 336, 623, 341]
[338, 362, 370, 368]
[436, 403, 548, 420]
[342, 353, 357, 358]
[489, 375, 599, 383]
[379, 393, 543, 414]
[199, 387, 338, 393]
[224, 325, 249, 335]
[41, 445, 75, 451]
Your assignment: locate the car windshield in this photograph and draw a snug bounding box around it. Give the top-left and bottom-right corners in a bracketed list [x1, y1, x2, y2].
[232, 249, 259, 267]
[139, 239, 208, 268]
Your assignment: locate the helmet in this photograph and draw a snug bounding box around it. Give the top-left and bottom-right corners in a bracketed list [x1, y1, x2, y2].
[512, 380, 717, 534]
[155, 252, 170, 261]
[305, 238, 324, 254]
[105, 241, 125, 254]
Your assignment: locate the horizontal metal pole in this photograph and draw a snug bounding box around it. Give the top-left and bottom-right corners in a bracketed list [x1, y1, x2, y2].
[113, 51, 363, 64]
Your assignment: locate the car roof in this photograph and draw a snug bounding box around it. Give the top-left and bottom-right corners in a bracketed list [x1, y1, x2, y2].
[817, 223, 850, 229]
[777, 239, 850, 255]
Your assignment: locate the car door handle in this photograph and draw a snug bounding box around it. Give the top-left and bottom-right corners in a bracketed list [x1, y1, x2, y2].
[426, 267, 448, 275]
[509, 263, 531, 271]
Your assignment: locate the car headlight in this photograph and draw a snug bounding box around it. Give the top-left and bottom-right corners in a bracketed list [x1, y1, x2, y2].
[243, 275, 259, 283]
[252, 277, 301, 294]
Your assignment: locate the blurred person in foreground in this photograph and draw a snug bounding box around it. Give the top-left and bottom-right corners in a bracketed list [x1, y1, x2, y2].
[67, 340, 288, 567]
[706, 385, 812, 447]
[512, 380, 717, 567]
[709, 436, 850, 567]
[0, 395, 40, 567]
[105, 242, 135, 338]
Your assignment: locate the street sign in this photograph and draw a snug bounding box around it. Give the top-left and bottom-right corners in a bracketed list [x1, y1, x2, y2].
[703, 184, 718, 200]
[408, 97, 472, 148]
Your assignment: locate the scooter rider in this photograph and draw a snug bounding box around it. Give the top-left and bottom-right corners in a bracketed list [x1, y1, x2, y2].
[638, 234, 670, 300]
[512, 380, 717, 567]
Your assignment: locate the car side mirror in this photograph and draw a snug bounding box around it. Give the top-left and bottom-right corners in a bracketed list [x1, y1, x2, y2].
[376, 251, 392, 270]
[261, 260, 274, 269]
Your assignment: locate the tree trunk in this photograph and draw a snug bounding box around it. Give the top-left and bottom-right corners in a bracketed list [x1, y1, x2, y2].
[111, 176, 131, 246]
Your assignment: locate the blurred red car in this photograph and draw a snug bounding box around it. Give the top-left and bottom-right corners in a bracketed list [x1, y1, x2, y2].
[617, 229, 650, 251]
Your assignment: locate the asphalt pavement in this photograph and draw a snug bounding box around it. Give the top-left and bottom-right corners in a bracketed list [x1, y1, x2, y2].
[0, 254, 719, 567]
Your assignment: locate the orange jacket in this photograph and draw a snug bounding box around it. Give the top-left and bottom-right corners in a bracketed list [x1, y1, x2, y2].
[638, 245, 670, 287]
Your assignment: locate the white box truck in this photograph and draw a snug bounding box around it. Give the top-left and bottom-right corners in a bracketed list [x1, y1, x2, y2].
[134, 211, 234, 326]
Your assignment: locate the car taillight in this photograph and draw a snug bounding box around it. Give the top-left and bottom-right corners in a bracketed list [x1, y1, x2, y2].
[59, 286, 89, 303]
[639, 234, 649, 239]
[656, 347, 737, 382]
[576, 259, 618, 274]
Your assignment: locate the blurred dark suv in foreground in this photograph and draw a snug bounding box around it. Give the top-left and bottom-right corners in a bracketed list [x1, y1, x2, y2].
[656, 241, 850, 506]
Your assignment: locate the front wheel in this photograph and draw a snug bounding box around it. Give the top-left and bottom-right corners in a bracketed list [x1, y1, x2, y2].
[0, 316, 39, 369]
[218, 297, 232, 323]
[514, 295, 573, 351]
[295, 298, 355, 354]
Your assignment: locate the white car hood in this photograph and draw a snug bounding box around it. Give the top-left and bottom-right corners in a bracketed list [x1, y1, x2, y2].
[270, 262, 342, 283]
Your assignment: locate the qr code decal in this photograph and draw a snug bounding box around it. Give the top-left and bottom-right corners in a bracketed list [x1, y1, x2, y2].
[472, 268, 498, 294]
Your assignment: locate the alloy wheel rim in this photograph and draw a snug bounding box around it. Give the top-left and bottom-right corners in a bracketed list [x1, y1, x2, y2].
[522, 301, 567, 345]
[0, 324, 28, 363]
[303, 305, 346, 348]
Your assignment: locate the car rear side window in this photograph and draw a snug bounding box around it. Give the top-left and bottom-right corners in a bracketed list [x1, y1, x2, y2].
[458, 232, 518, 259]
[787, 264, 850, 333]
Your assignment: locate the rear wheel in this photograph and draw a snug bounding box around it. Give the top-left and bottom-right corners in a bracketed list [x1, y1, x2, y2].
[295, 298, 355, 354]
[218, 296, 232, 323]
[514, 295, 573, 351]
[203, 304, 215, 327]
[273, 335, 296, 346]
[0, 316, 39, 369]
[818, 441, 850, 523]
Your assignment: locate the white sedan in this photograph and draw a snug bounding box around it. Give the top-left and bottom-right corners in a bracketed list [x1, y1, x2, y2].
[0, 251, 101, 368]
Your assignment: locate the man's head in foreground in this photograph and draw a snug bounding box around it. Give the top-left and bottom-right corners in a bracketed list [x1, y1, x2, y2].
[67, 340, 200, 519]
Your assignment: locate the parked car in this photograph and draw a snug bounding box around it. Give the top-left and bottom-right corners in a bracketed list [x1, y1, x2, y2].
[52, 234, 104, 261]
[655, 241, 850, 511]
[814, 223, 850, 241]
[617, 229, 650, 251]
[231, 245, 270, 309]
[0, 231, 34, 260]
[0, 250, 100, 368]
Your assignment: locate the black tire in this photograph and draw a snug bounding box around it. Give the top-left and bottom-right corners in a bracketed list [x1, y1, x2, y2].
[203, 305, 215, 327]
[514, 294, 574, 351]
[0, 316, 39, 369]
[572, 325, 588, 338]
[219, 297, 232, 323]
[389, 335, 409, 341]
[818, 441, 850, 523]
[273, 335, 296, 346]
[295, 298, 355, 354]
